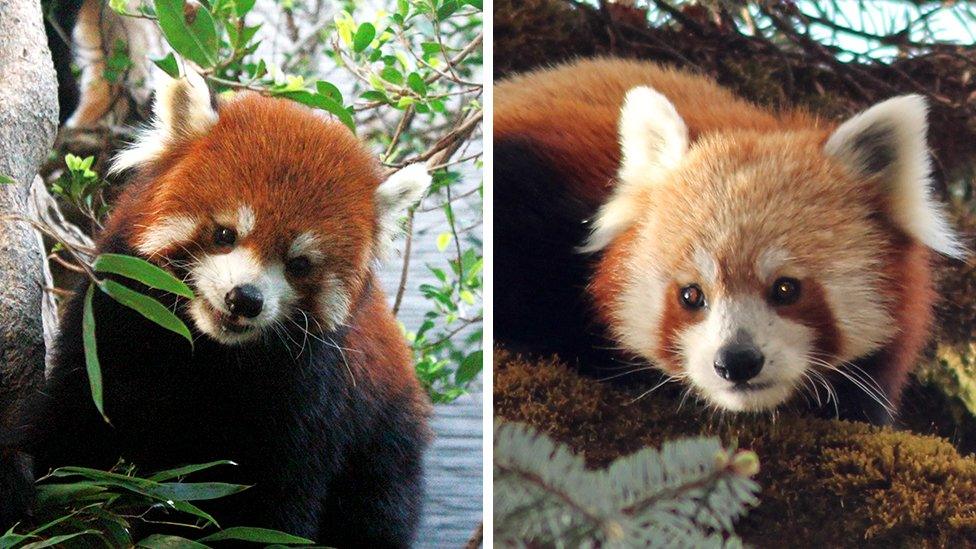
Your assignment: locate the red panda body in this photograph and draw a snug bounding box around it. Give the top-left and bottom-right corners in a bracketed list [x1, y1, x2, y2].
[14, 76, 432, 545]
[495, 58, 960, 424]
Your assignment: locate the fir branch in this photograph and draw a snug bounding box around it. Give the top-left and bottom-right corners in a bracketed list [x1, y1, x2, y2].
[494, 421, 761, 547]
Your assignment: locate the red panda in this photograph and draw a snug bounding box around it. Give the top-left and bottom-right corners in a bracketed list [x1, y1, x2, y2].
[46, 0, 160, 127]
[495, 58, 964, 425]
[16, 72, 432, 545]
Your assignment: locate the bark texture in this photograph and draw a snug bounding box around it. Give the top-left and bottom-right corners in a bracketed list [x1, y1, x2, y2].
[0, 0, 59, 430]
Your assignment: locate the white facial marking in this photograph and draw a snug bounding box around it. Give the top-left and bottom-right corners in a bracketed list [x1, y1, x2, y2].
[756, 248, 791, 282]
[679, 295, 815, 411]
[136, 215, 199, 256]
[214, 204, 257, 238]
[237, 205, 256, 238]
[819, 264, 893, 361]
[318, 275, 352, 330]
[692, 248, 718, 284]
[289, 231, 324, 261]
[614, 235, 668, 359]
[189, 247, 296, 345]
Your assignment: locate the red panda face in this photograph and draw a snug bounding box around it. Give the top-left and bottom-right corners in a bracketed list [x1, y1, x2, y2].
[106, 74, 428, 345]
[586, 88, 962, 412]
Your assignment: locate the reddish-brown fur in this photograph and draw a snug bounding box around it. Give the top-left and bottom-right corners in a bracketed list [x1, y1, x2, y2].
[497, 58, 937, 412]
[657, 282, 703, 373]
[106, 93, 422, 396]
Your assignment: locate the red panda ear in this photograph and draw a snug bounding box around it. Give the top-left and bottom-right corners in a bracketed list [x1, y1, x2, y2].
[825, 95, 965, 258]
[375, 163, 430, 253]
[110, 70, 217, 174]
[580, 86, 689, 253]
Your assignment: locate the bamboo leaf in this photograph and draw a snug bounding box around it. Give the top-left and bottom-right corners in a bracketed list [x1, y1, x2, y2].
[20, 531, 99, 548]
[93, 254, 194, 298]
[82, 284, 108, 422]
[199, 527, 314, 544]
[99, 280, 193, 344]
[137, 535, 211, 549]
[149, 482, 251, 501]
[149, 460, 237, 482]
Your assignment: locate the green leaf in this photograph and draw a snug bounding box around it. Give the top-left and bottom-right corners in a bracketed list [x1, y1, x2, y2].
[152, 52, 181, 78]
[154, 0, 219, 68]
[234, 0, 256, 17]
[199, 527, 314, 544]
[407, 72, 427, 96]
[353, 22, 376, 53]
[168, 500, 220, 526]
[99, 280, 193, 343]
[236, 24, 262, 48]
[436, 232, 451, 251]
[93, 254, 194, 298]
[455, 350, 482, 385]
[275, 90, 356, 134]
[34, 482, 108, 508]
[360, 90, 388, 103]
[436, 0, 458, 20]
[149, 460, 237, 482]
[315, 81, 342, 102]
[21, 531, 100, 548]
[137, 535, 211, 549]
[0, 174, 15, 185]
[380, 67, 404, 86]
[421, 42, 441, 57]
[82, 284, 108, 422]
[150, 482, 250, 501]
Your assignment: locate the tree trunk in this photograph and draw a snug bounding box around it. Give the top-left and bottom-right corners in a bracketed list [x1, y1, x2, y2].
[0, 0, 59, 430]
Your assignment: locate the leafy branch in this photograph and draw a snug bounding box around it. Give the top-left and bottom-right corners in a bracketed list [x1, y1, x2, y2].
[52, 0, 485, 403]
[1, 460, 314, 548]
[494, 422, 761, 547]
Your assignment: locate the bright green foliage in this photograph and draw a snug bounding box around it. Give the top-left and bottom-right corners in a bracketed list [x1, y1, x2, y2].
[494, 421, 761, 547]
[0, 461, 314, 548]
[92, 254, 194, 298]
[62, 0, 484, 403]
[51, 154, 111, 226]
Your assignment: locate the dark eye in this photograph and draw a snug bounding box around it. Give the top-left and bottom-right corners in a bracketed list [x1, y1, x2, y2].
[214, 226, 237, 247]
[770, 277, 801, 306]
[679, 284, 706, 310]
[286, 256, 312, 277]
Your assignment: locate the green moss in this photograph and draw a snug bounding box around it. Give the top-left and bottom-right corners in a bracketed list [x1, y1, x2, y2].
[496, 349, 976, 547]
[918, 344, 976, 416]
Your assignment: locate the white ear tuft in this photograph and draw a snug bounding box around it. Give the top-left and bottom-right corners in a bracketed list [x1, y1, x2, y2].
[618, 86, 689, 181]
[375, 163, 430, 251]
[825, 95, 965, 258]
[110, 70, 218, 174]
[580, 86, 688, 253]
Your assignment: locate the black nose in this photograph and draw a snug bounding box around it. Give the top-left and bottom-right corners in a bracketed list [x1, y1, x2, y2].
[225, 284, 263, 318]
[714, 343, 765, 382]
